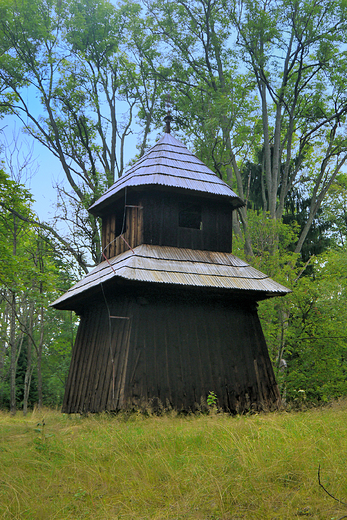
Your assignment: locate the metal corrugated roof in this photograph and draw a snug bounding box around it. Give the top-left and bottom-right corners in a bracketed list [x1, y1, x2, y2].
[51, 245, 291, 309]
[89, 133, 244, 215]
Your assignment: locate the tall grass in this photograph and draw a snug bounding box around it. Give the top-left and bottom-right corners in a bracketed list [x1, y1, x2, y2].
[1, 403, 347, 519]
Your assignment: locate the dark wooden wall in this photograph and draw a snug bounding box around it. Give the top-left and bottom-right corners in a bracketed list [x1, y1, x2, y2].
[101, 190, 233, 259]
[62, 286, 280, 414]
[142, 192, 233, 253]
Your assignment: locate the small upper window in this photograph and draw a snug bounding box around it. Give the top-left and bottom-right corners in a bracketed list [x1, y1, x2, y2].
[179, 204, 202, 230]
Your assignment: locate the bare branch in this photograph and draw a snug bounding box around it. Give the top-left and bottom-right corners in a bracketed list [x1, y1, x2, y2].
[0, 202, 88, 273]
[318, 464, 346, 505]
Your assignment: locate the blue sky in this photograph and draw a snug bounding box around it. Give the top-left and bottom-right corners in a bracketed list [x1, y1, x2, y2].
[1, 111, 142, 224]
[1, 116, 65, 221]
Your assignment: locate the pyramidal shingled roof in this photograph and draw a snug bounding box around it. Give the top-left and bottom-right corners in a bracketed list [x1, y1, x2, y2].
[89, 133, 244, 216]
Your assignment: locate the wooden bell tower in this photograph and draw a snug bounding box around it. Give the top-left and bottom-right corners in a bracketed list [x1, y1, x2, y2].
[52, 126, 290, 414]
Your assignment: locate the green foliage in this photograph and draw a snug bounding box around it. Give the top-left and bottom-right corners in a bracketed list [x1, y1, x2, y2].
[0, 166, 77, 412]
[207, 391, 218, 408]
[322, 173, 347, 246]
[0, 0, 165, 265]
[284, 248, 347, 403]
[233, 210, 299, 279]
[0, 169, 33, 287]
[2, 0, 347, 262]
[233, 208, 347, 406]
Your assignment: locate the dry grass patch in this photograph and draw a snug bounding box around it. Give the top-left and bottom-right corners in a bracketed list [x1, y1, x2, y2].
[0, 404, 347, 519]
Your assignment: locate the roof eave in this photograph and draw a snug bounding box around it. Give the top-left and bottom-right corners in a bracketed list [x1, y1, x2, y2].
[50, 277, 290, 312]
[89, 184, 244, 217]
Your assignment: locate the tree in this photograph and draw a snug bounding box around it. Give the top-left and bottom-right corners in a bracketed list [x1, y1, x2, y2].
[233, 0, 347, 245]
[284, 248, 347, 403]
[320, 173, 347, 247]
[143, 0, 259, 255]
[0, 169, 34, 414]
[0, 166, 76, 413]
[233, 210, 300, 371]
[0, 170, 37, 414]
[143, 0, 347, 258]
[0, 0, 163, 268]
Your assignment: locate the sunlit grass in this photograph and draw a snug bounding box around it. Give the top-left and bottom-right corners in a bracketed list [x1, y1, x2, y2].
[1, 403, 347, 519]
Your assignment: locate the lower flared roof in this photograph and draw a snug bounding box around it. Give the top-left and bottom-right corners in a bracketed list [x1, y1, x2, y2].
[51, 245, 291, 310]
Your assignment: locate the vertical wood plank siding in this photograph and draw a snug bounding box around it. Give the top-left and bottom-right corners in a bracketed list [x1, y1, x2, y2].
[101, 192, 233, 260]
[62, 289, 280, 413]
[142, 193, 233, 253]
[102, 203, 143, 259]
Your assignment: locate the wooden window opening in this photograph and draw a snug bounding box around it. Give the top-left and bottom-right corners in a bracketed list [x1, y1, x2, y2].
[179, 204, 202, 230]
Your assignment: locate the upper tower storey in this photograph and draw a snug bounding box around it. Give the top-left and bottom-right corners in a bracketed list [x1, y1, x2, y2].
[89, 133, 244, 260]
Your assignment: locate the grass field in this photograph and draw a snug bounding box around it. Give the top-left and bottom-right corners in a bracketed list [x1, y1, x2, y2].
[1, 404, 347, 519]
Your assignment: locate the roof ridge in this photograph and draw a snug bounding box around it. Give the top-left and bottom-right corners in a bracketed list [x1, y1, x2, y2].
[89, 132, 244, 214]
[110, 263, 269, 280]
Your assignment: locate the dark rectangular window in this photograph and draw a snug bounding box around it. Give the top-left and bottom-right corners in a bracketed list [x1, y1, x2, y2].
[179, 204, 202, 230]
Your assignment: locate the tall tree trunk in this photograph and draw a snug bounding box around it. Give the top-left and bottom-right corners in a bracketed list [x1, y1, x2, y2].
[10, 214, 17, 416]
[37, 305, 44, 410]
[10, 290, 16, 416]
[259, 80, 274, 217]
[0, 299, 9, 408]
[230, 154, 254, 258]
[271, 102, 283, 218]
[23, 300, 34, 416]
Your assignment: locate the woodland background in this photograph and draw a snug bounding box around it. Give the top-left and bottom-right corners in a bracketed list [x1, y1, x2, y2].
[1, 0, 347, 414]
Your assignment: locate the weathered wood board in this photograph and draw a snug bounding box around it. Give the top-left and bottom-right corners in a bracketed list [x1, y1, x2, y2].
[62, 286, 280, 414]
